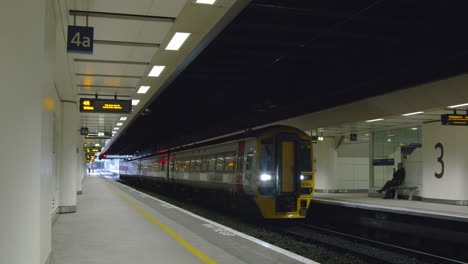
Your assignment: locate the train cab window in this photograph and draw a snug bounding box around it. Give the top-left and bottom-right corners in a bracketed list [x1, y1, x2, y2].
[216, 153, 225, 171]
[299, 140, 312, 171]
[225, 152, 236, 171]
[246, 151, 254, 170]
[259, 143, 273, 172]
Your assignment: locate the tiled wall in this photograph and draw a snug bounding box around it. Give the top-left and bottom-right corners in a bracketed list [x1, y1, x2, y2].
[336, 157, 369, 189]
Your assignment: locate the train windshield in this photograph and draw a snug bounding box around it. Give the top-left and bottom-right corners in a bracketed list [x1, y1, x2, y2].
[299, 140, 312, 172]
[259, 143, 274, 172]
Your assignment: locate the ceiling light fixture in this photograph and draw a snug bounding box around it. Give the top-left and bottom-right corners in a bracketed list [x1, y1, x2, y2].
[120, 117, 127, 121]
[166, 32, 191, 50]
[113, 127, 119, 130]
[411, 127, 418, 130]
[366, 118, 384, 123]
[132, 99, 140, 106]
[137, 86, 150, 94]
[402, 111, 424, 116]
[448, 102, 468, 108]
[148, 65, 165, 77]
[196, 0, 216, 4]
[116, 123, 123, 126]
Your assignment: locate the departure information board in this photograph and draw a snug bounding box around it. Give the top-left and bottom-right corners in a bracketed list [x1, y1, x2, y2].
[441, 114, 468, 126]
[80, 98, 132, 113]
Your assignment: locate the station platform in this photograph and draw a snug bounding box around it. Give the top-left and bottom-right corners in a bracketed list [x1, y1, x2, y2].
[52, 174, 317, 264]
[313, 192, 468, 223]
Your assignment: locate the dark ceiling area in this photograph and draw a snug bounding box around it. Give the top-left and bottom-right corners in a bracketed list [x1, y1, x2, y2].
[108, 0, 468, 155]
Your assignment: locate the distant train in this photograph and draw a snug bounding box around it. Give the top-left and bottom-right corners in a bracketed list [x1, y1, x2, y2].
[119, 125, 315, 219]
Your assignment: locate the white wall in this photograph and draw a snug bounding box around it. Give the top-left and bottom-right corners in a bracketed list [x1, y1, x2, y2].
[315, 139, 369, 191]
[404, 148, 423, 196]
[336, 157, 369, 189]
[422, 122, 468, 201]
[0, 0, 55, 263]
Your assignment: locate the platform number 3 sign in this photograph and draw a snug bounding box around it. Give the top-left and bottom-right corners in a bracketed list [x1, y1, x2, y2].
[434, 142, 444, 179]
[67, 25, 94, 54]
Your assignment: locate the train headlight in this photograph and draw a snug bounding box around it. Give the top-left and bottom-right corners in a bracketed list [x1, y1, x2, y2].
[260, 173, 272, 181]
[300, 175, 305, 180]
[300, 175, 312, 180]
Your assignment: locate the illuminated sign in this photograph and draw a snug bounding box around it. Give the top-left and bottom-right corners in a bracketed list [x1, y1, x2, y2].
[85, 147, 101, 153]
[85, 132, 111, 139]
[80, 98, 132, 113]
[441, 114, 468, 126]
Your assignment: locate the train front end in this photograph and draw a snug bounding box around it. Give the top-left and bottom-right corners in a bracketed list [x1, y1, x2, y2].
[254, 127, 315, 219]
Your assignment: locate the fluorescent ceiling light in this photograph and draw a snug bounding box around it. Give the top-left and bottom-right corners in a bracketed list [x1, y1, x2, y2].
[132, 99, 140, 106]
[137, 86, 150, 94]
[116, 123, 123, 126]
[196, 0, 216, 4]
[166, 32, 190, 50]
[411, 127, 418, 130]
[113, 127, 119, 130]
[95, 144, 100, 147]
[120, 117, 127, 121]
[148, 65, 165, 77]
[448, 102, 468, 108]
[402, 111, 424, 116]
[366, 118, 384, 123]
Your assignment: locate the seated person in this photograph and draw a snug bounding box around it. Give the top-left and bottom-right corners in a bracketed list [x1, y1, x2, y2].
[377, 162, 405, 198]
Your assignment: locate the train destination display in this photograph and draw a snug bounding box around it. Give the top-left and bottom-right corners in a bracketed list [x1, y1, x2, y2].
[441, 114, 468, 126]
[80, 98, 132, 113]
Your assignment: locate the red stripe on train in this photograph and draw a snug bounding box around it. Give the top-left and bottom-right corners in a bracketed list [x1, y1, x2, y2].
[236, 141, 245, 194]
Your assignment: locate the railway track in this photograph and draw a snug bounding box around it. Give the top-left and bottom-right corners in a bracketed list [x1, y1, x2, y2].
[269, 221, 466, 264]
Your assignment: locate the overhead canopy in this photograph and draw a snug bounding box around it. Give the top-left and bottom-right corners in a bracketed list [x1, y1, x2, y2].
[107, 0, 468, 155]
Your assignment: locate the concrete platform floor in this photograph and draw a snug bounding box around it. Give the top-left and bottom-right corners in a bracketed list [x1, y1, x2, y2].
[314, 192, 468, 222]
[52, 175, 317, 264]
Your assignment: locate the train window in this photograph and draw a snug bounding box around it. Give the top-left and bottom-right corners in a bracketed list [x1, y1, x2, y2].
[216, 153, 225, 171]
[194, 159, 202, 172]
[201, 156, 208, 172]
[246, 151, 254, 170]
[208, 155, 216, 171]
[259, 144, 273, 172]
[299, 140, 312, 171]
[182, 160, 190, 172]
[225, 152, 236, 171]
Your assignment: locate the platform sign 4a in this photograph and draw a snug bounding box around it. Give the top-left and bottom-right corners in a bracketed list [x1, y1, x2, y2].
[67, 25, 94, 54]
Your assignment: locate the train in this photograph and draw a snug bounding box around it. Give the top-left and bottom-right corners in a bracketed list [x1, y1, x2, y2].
[119, 125, 315, 219]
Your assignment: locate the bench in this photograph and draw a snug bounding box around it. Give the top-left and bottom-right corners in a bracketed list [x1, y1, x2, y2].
[391, 186, 418, 200]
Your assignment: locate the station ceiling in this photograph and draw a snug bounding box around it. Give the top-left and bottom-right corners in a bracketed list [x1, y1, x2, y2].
[95, 0, 468, 155]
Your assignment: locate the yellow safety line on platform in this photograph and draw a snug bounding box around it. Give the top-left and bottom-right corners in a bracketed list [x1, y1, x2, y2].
[105, 180, 217, 264]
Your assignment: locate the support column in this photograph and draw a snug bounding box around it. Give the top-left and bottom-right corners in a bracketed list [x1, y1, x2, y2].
[315, 137, 338, 192]
[0, 0, 49, 263]
[59, 102, 79, 213]
[422, 122, 468, 205]
[368, 131, 375, 189]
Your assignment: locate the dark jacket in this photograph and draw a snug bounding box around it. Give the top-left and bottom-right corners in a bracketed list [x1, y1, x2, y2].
[393, 168, 405, 184]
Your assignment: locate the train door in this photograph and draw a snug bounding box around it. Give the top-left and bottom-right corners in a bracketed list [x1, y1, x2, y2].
[276, 133, 311, 213]
[276, 134, 299, 194]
